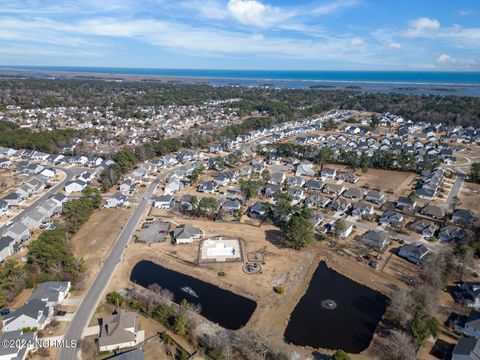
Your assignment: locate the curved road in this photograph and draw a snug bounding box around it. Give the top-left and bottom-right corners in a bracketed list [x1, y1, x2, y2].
[58, 165, 188, 360]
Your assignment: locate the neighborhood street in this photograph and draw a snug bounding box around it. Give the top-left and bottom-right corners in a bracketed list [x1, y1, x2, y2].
[0, 166, 76, 232]
[58, 164, 190, 360]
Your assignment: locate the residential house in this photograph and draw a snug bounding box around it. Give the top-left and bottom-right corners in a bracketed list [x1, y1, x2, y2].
[339, 172, 359, 183]
[119, 179, 136, 194]
[269, 171, 286, 185]
[457, 311, 480, 338]
[304, 179, 324, 192]
[296, 162, 316, 177]
[287, 176, 305, 187]
[304, 194, 330, 208]
[221, 199, 241, 215]
[409, 220, 438, 239]
[439, 225, 464, 242]
[323, 183, 345, 197]
[3, 192, 25, 206]
[30, 281, 71, 307]
[452, 209, 476, 226]
[351, 201, 374, 218]
[105, 193, 129, 209]
[421, 204, 445, 220]
[153, 195, 175, 209]
[0, 330, 36, 360]
[398, 243, 429, 265]
[64, 180, 87, 194]
[396, 196, 416, 212]
[365, 191, 385, 205]
[50, 193, 67, 206]
[287, 188, 305, 204]
[164, 176, 183, 194]
[452, 337, 480, 360]
[263, 184, 281, 197]
[342, 188, 364, 200]
[361, 230, 389, 251]
[333, 220, 353, 238]
[0, 200, 11, 217]
[2, 298, 53, 332]
[379, 210, 404, 226]
[456, 282, 480, 309]
[320, 168, 336, 180]
[98, 310, 142, 352]
[108, 349, 145, 360]
[198, 181, 217, 194]
[4, 223, 30, 242]
[21, 210, 46, 229]
[248, 201, 268, 219]
[328, 198, 351, 212]
[310, 213, 324, 227]
[0, 236, 15, 262]
[38, 199, 62, 217]
[173, 224, 203, 244]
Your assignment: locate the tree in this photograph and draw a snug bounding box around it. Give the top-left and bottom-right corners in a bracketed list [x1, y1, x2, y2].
[317, 147, 333, 173]
[284, 214, 313, 249]
[469, 163, 480, 184]
[384, 331, 417, 360]
[239, 179, 261, 204]
[370, 115, 380, 129]
[198, 197, 218, 215]
[411, 314, 439, 346]
[333, 220, 346, 240]
[333, 350, 351, 360]
[81, 186, 102, 209]
[324, 118, 337, 131]
[173, 314, 187, 335]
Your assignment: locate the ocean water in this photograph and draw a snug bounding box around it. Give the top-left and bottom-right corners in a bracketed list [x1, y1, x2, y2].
[2, 66, 480, 95]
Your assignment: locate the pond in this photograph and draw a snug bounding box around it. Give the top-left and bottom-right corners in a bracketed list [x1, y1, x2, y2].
[130, 260, 257, 330]
[284, 261, 389, 353]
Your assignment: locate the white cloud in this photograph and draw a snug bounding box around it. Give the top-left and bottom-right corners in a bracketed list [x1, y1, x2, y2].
[404, 17, 440, 37]
[435, 54, 457, 67]
[311, 0, 359, 16]
[388, 42, 402, 50]
[350, 37, 365, 48]
[227, 0, 293, 28]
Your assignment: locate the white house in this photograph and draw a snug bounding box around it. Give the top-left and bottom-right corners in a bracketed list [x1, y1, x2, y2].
[2, 298, 53, 332]
[64, 180, 87, 194]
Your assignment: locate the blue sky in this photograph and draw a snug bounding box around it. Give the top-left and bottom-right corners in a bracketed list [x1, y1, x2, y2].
[0, 0, 479, 70]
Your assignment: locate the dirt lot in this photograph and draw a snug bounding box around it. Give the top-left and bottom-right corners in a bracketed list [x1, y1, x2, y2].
[354, 168, 418, 196]
[459, 182, 480, 224]
[106, 212, 408, 360]
[69, 208, 133, 295]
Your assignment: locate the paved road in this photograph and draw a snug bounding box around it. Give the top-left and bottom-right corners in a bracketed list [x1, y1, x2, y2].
[58, 164, 188, 360]
[444, 176, 464, 210]
[0, 166, 76, 233]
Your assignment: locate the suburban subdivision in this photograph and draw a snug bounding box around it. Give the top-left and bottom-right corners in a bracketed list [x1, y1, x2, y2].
[0, 78, 479, 360]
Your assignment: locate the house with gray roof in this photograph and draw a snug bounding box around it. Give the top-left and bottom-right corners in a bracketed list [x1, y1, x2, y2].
[109, 349, 145, 360]
[365, 190, 385, 205]
[304, 179, 324, 191]
[173, 224, 203, 244]
[296, 162, 316, 177]
[421, 204, 445, 220]
[439, 225, 464, 242]
[361, 230, 389, 251]
[4, 222, 30, 242]
[351, 201, 374, 218]
[2, 298, 53, 332]
[105, 192, 129, 209]
[30, 281, 71, 307]
[98, 310, 142, 352]
[0, 330, 36, 360]
[248, 201, 268, 219]
[452, 337, 480, 360]
[342, 187, 364, 200]
[21, 210, 46, 229]
[398, 243, 429, 265]
[452, 209, 476, 226]
[0, 236, 15, 263]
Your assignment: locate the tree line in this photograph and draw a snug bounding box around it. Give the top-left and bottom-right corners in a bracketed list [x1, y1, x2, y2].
[0, 187, 101, 308]
[0, 120, 76, 153]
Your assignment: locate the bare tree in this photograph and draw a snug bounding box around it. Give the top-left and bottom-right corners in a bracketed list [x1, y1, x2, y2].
[384, 331, 417, 360]
[389, 288, 412, 326]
